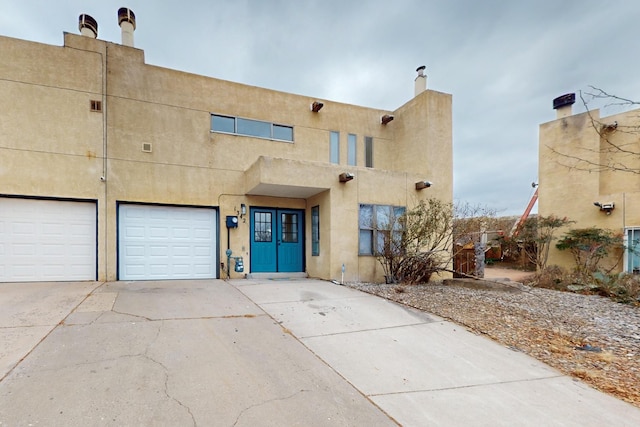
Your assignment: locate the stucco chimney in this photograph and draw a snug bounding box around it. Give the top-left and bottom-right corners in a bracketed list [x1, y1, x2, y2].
[414, 65, 427, 96]
[118, 7, 136, 47]
[553, 93, 576, 119]
[78, 14, 98, 39]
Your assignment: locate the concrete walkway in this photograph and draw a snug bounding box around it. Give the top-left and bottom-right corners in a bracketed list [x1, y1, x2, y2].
[1, 278, 640, 426]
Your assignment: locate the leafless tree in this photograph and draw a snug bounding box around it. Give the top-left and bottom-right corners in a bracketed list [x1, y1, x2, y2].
[548, 87, 640, 174]
[375, 199, 497, 284]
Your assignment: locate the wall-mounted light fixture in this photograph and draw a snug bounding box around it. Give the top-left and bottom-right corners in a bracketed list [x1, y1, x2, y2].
[381, 114, 394, 125]
[240, 203, 246, 218]
[311, 101, 324, 112]
[339, 172, 354, 183]
[594, 201, 615, 215]
[415, 180, 432, 190]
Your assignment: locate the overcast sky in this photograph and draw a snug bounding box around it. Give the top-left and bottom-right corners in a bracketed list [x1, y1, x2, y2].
[3, 0, 639, 216]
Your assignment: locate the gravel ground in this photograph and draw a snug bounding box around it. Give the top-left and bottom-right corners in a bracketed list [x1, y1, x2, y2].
[348, 277, 640, 407]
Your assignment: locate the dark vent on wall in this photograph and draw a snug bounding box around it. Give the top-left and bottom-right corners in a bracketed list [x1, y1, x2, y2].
[142, 143, 152, 153]
[90, 100, 102, 112]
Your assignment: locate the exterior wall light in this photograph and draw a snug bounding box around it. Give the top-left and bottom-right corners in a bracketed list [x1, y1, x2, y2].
[339, 172, 354, 183]
[381, 114, 394, 125]
[415, 180, 432, 190]
[240, 203, 246, 218]
[594, 202, 615, 215]
[311, 101, 324, 112]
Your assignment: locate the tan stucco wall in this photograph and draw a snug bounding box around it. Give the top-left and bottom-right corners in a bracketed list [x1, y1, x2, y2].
[0, 31, 453, 283]
[539, 107, 640, 272]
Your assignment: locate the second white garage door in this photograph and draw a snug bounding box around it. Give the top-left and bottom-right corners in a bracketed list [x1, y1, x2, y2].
[118, 204, 217, 280]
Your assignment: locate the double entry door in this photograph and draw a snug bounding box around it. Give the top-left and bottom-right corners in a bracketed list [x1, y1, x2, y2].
[250, 208, 304, 273]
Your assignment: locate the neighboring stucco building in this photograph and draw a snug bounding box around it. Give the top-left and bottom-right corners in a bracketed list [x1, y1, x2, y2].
[539, 93, 640, 273]
[0, 9, 452, 283]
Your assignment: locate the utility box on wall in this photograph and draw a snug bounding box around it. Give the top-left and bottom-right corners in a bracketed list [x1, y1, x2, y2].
[226, 216, 238, 228]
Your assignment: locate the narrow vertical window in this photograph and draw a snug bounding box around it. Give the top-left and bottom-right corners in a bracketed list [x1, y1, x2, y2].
[312, 205, 320, 256]
[348, 134, 357, 166]
[330, 131, 340, 164]
[365, 136, 373, 168]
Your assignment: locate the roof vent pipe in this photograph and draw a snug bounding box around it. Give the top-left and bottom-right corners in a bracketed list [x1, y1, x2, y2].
[553, 93, 576, 119]
[118, 7, 136, 47]
[414, 65, 427, 96]
[78, 14, 98, 38]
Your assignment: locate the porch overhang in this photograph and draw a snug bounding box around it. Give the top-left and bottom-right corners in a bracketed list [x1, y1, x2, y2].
[244, 157, 337, 199]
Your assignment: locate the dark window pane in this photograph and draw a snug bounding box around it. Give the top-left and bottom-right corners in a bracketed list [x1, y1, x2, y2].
[330, 131, 339, 164]
[365, 136, 373, 168]
[237, 118, 271, 138]
[312, 206, 320, 256]
[359, 204, 373, 229]
[376, 205, 392, 229]
[254, 212, 272, 242]
[348, 134, 357, 166]
[211, 115, 235, 133]
[281, 213, 298, 243]
[273, 124, 293, 141]
[359, 230, 373, 255]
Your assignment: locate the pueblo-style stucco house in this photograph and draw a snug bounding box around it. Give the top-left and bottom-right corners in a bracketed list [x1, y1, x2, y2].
[539, 93, 640, 273]
[0, 8, 452, 283]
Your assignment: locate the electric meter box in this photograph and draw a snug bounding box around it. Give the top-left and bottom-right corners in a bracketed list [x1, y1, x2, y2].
[226, 215, 239, 228]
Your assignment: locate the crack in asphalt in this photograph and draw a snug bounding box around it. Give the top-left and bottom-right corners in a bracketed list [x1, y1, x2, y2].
[143, 320, 197, 427]
[232, 389, 311, 426]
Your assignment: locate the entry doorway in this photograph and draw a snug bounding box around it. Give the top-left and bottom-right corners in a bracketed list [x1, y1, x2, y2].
[250, 208, 304, 273]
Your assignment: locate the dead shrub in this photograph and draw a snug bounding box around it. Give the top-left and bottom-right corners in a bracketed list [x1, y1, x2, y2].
[533, 265, 570, 291]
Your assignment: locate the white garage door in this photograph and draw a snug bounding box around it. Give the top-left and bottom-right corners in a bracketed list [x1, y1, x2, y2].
[118, 204, 217, 280]
[0, 197, 97, 282]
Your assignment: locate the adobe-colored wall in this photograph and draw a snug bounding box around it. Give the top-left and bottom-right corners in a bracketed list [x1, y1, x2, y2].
[539, 108, 640, 272]
[0, 31, 453, 283]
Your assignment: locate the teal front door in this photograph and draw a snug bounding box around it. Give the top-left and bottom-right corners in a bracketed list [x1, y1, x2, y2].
[250, 208, 304, 273]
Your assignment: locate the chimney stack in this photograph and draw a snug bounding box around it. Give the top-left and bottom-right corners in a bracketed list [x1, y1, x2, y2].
[118, 7, 136, 47]
[553, 93, 576, 119]
[78, 14, 98, 39]
[414, 65, 427, 96]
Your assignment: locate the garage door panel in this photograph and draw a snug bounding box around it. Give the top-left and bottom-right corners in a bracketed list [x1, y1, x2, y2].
[172, 227, 190, 239]
[42, 223, 65, 236]
[118, 204, 217, 280]
[194, 245, 212, 257]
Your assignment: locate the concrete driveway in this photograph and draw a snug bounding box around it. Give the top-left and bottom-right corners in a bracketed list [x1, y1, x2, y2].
[1, 278, 640, 426]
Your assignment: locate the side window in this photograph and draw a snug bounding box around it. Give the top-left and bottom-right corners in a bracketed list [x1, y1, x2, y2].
[627, 228, 640, 273]
[330, 131, 340, 164]
[312, 206, 320, 256]
[348, 134, 357, 166]
[365, 136, 373, 168]
[358, 204, 405, 255]
[211, 115, 235, 133]
[211, 114, 293, 142]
